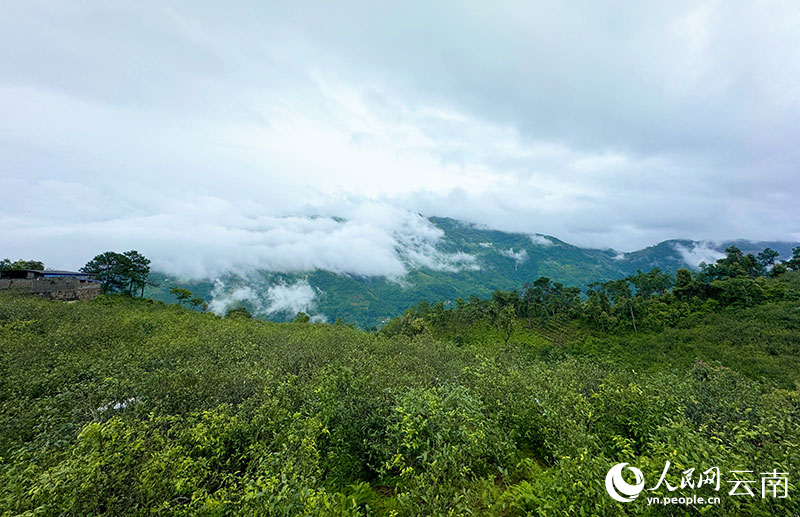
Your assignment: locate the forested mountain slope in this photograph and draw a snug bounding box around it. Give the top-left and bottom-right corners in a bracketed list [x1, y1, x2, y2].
[145, 216, 799, 327]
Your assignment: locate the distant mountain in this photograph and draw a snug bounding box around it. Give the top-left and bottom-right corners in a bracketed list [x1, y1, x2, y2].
[145, 216, 799, 327]
[616, 238, 798, 273]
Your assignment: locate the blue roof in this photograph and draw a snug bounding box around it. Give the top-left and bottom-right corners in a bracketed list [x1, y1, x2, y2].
[42, 270, 95, 277]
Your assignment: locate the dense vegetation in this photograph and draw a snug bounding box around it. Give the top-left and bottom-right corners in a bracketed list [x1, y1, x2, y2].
[1, 246, 798, 515]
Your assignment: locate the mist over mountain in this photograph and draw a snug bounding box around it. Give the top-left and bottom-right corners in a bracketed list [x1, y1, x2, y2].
[146, 216, 799, 327]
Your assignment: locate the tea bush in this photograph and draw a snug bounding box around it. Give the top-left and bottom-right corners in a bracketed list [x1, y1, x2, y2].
[0, 292, 797, 515]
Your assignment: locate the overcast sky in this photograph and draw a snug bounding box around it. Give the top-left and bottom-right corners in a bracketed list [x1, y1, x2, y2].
[2, 1, 799, 276]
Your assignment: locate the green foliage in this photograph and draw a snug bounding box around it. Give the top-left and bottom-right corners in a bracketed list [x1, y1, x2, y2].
[225, 306, 252, 319]
[788, 246, 800, 271]
[170, 286, 194, 304]
[190, 297, 208, 312]
[757, 247, 780, 268]
[0, 281, 798, 515]
[699, 246, 763, 281]
[81, 250, 151, 295]
[492, 303, 516, 345]
[169, 287, 207, 312]
[293, 311, 311, 323]
[0, 258, 45, 271]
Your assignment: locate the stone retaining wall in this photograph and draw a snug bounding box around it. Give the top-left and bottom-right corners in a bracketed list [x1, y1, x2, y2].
[0, 277, 101, 301]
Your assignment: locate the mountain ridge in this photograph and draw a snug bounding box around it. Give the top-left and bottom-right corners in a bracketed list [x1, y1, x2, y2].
[145, 216, 799, 327]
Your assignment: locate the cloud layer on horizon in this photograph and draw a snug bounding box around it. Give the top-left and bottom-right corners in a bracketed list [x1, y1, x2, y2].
[1, 1, 799, 274]
[1, 196, 480, 279]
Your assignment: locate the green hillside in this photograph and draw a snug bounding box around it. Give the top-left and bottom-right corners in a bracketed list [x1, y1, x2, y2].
[145, 217, 800, 327]
[1, 266, 799, 515]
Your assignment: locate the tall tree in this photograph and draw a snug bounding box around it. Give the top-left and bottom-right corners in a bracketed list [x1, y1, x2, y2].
[673, 268, 695, 300]
[123, 250, 151, 296]
[190, 297, 208, 312]
[787, 247, 800, 271]
[81, 250, 151, 295]
[493, 304, 516, 346]
[769, 262, 788, 278]
[603, 279, 638, 333]
[169, 287, 207, 313]
[81, 252, 129, 293]
[170, 286, 194, 305]
[757, 248, 780, 269]
[584, 286, 612, 331]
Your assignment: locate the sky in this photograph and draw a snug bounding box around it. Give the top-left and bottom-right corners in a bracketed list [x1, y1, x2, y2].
[2, 0, 799, 278]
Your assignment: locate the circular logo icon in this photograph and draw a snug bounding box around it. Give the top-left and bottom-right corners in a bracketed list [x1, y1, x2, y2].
[605, 463, 645, 502]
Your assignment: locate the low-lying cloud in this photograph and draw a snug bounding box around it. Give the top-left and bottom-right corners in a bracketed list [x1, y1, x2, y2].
[500, 248, 529, 267]
[674, 242, 726, 268]
[208, 278, 325, 321]
[1, 194, 480, 280]
[529, 235, 554, 247]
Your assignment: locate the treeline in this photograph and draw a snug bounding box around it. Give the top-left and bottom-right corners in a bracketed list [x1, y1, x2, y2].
[383, 245, 800, 339]
[0, 259, 45, 271]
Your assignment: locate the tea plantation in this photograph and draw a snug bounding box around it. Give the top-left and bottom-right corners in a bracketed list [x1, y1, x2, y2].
[0, 272, 798, 515]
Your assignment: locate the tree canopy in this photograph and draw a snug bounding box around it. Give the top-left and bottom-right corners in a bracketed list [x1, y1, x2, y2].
[0, 258, 44, 271]
[80, 250, 151, 295]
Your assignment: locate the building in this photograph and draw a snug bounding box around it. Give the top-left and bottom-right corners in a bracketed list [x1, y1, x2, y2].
[0, 269, 102, 301]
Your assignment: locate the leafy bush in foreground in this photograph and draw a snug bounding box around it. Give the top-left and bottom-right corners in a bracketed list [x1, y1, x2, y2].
[0, 292, 798, 515]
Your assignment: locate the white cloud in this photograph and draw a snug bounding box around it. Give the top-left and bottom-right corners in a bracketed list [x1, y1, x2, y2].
[263, 280, 319, 316]
[208, 278, 325, 321]
[309, 314, 328, 323]
[0, 193, 480, 279]
[529, 235, 554, 247]
[500, 248, 529, 266]
[207, 282, 260, 316]
[673, 242, 726, 268]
